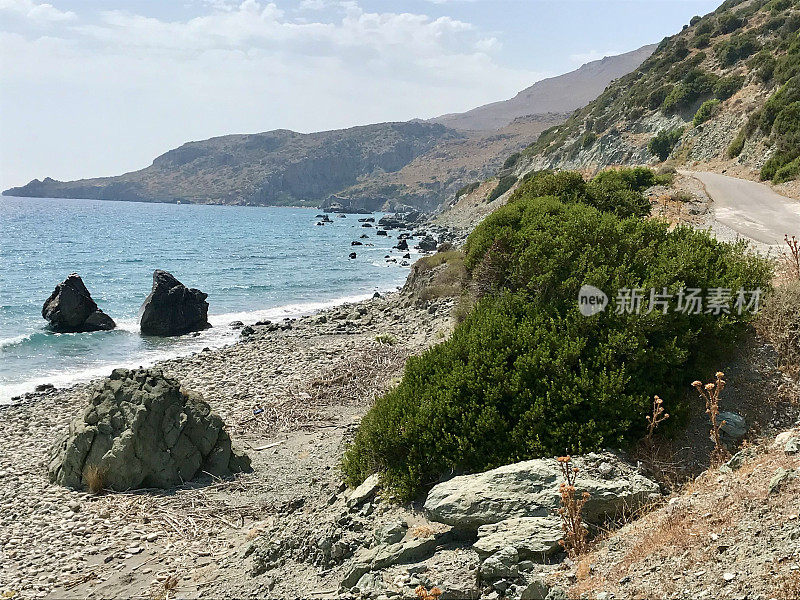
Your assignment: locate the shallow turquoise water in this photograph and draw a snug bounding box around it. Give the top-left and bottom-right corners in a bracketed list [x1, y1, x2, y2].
[0, 196, 414, 401]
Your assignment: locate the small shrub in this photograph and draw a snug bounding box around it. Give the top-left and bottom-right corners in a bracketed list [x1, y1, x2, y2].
[375, 333, 397, 346]
[727, 127, 747, 157]
[557, 456, 590, 557]
[486, 175, 517, 202]
[691, 372, 731, 465]
[694, 32, 712, 49]
[782, 234, 800, 280]
[716, 12, 744, 34]
[454, 181, 479, 201]
[83, 464, 108, 495]
[714, 75, 744, 100]
[648, 128, 685, 161]
[756, 280, 800, 376]
[690, 15, 702, 26]
[715, 34, 760, 67]
[645, 395, 670, 444]
[694, 99, 721, 126]
[503, 152, 521, 170]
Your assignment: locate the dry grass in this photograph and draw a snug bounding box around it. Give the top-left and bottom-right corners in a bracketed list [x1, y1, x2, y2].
[237, 343, 408, 436]
[150, 574, 178, 600]
[692, 372, 731, 466]
[756, 280, 800, 379]
[83, 464, 108, 495]
[781, 234, 800, 281]
[556, 456, 590, 558]
[776, 565, 800, 599]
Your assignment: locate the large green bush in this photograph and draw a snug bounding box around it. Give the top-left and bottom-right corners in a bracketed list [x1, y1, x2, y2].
[648, 128, 685, 161]
[694, 99, 721, 126]
[343, 190, 771, 499]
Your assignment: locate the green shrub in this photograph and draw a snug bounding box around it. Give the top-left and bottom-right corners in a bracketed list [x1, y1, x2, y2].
[662, 69, 719, 114]
[715, 34, 761, 66]
[690, 15, 702, 26]
[694, 33, 712, 48]
[581, 131, 598, 148]
[727, 127, 747, 157]
[454, 181, 480, 201]
[486, 175, 518, 202]
[748, 50, 776, 82]
[503, 152, 521, 170]
[342, 196, 771, 499]
[716, 12, 744, 34]
[694, 99, 721, 126]
[773, 157, 800, 183]
[648, 128, 685, 161]
[714, 75, 745, 100]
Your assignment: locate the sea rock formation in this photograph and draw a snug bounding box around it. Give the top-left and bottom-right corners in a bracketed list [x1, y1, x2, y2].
[139, 270, 210, 336]
[48, 368, 251, 491]
[42, 273, 116, 332]
[424, 452, 660, 530]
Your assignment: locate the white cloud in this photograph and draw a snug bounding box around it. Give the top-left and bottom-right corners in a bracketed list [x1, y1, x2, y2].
[0, 0, 541, 186]
[0, 0, 76, 22]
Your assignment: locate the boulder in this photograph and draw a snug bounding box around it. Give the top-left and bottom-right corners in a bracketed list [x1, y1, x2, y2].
[474, 517, 563, 560]
[139, 270, 210, 336]
[417, 236, 438, 252]
[716, 411, 747, 442]
[42, 273, 116, 332]
[424, 452, 660, 530]
[48, 368, 251, 491]
[480, 545, 519, 579]
[395, 239, 409, 251]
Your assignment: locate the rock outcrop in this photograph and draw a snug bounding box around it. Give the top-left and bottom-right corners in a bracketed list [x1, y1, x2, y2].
[48, 368, 250, 490]
[424, 452, 660, 530]
[42, 273, 116, 332]
[139, 270, 210, 336]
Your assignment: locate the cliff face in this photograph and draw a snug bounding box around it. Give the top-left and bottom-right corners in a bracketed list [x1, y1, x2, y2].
[4, 123, 458, 207]
[4, 46, 659, 211]
[512, 0, 800, 186]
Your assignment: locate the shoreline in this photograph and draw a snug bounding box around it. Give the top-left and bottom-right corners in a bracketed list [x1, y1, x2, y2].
[0, 285, 456, 599]
[0, 284, 407, 405]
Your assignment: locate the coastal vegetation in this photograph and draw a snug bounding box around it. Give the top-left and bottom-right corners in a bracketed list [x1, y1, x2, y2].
[343, 168, 772, 499]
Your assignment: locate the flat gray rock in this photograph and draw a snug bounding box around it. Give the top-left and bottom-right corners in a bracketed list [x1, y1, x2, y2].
[424, 452, 660, 530]
[474, 516, 563, 560]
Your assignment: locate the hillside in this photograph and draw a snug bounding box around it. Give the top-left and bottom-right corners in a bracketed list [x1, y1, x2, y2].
[509, 0, 800, 189]
[430, 45, 656, 131]
[3, 49, 654, 211]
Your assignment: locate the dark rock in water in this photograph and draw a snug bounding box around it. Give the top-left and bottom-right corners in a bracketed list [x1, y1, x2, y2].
[42, 273, 116, 333]
[361, 223, 373, 228]
[35, 383, 55, 393]
[377, 230, 388, 236]
[255, 319, 272, 326]
[241, 325, 255, 337]
[139, 270, 210, 336]
[337, 214, 347, 218]
[48, 367, 251, 491]
[373, 292, 382, 298]
[417, 236, 438, 252]
[229, 320, 244, 329]
[351, 241, 363, 246]
[403, 253, 411, 259]
[349, 252, 357, 259]
[395, 239, 409, 251]
[360, 234, 369, 239]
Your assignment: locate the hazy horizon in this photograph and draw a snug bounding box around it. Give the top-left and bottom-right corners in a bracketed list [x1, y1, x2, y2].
[1, 0, 721, 189]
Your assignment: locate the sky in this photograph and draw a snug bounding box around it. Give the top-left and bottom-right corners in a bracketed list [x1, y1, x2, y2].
[0, 0, 721, 188]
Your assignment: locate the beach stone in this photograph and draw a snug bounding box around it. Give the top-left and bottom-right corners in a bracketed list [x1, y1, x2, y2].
[417, 236, 437, 252]
[424, 452, 660, 530]
[42, 273, 116, 332]
[474, 517, 563, 560]
[48, 367, 251, 491]
[139, 270, 210, 336]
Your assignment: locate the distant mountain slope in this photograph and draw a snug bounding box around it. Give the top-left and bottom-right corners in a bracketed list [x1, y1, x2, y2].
[430, 45, 656, 131]
[4, 49, 656, 210]
[510, 0, 800, 186]
[4, 122, 457, 207]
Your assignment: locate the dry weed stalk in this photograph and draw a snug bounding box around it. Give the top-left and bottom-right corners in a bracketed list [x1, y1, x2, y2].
[692, 371, 730, 465]
[782, 234, 800, 280]
[414, 585, 442, 600]
[556, 456, 590, 557]
[83, 464, 108, 495]
[150, 574, 179, 600]
[645, 395, 670, 444]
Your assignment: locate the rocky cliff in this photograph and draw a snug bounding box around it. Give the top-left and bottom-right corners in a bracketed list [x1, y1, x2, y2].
[509, 0, 800, 187]
[4, 47, 656, 211]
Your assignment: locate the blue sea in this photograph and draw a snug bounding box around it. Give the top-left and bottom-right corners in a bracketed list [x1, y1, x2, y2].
[0, 196, 415, 403]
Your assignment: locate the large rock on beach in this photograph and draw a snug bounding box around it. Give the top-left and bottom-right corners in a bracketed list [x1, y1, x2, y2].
[42, 273, 116, 332]
[139, 270, 210, 336]
[48, 367, 251, 491]
[424, 452, 660, 530]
